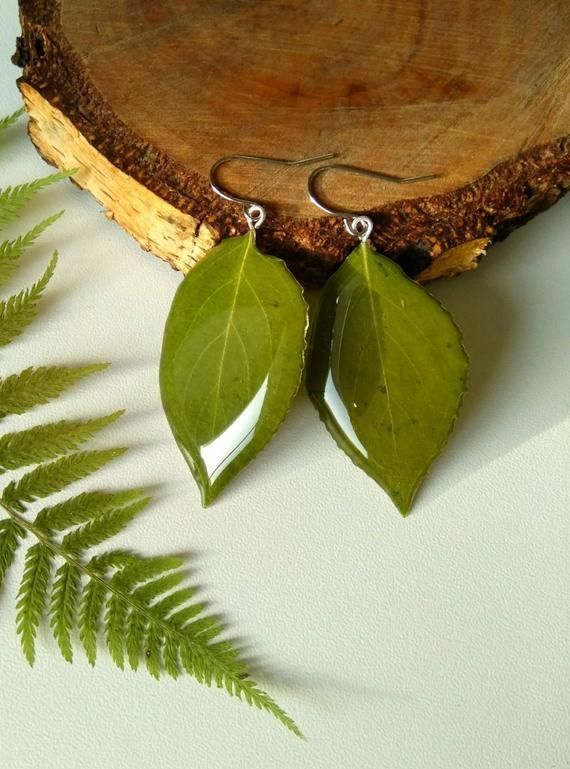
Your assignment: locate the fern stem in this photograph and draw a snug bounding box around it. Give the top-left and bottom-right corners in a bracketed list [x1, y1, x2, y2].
[0, 499, 301, 736]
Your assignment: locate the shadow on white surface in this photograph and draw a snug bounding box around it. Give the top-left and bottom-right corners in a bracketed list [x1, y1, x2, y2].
[253, 663, 415, 705]
[419, 199, 570, 503]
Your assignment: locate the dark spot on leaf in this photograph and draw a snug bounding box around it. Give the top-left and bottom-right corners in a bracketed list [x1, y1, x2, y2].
[378, 384, 387, 394]
[145, 649, 151, 658]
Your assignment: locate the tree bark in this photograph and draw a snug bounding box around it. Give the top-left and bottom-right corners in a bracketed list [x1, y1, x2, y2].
[13, 0, 570, 284]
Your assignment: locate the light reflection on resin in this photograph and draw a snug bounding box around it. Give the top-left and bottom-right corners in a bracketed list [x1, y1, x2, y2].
[323, 371, 367, 458]
[200, 375, 269, 484]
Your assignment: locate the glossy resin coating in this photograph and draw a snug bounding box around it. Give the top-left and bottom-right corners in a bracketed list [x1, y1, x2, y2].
[160, 233, 307, 505]
[306, 242, 468, 514]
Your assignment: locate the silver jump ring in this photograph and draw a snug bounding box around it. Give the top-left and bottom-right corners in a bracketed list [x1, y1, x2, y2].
[244, 204, 266, 230]
[345, 216, 373, 242]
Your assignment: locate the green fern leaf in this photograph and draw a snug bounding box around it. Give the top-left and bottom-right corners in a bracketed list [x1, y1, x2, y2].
[183, 615, 221, 644]
[126, 608, 146, 671]
[0, 518, 26, 588]
[0, 172, 71, 232]
[105, 588, 129, 669]
[2, 448, 127, 512]
[207, 639, 243, 668]
[153, 587, 198, 620]
[0, 108, 24, 135]
[98, 553, 302, 734]
[131, 571, 186, 605]
[34, 488, 143, 531]
[163, 633, 180, 678]
[61, 495, 149, 552]
[179, 641, 215, 685]
[167, 601, 206, 629]
[0, 411, 124, 473]
[0, 212, 63, 287]
[0, 251, 57, 346]
[16, 542, 53, 665]
[0, 363, 108, 419]
[78, 577, 106, 666]
[144, 620, 163, 679]
[88, 551, 144, 573]
[118, 555, 184, 585]
[49, 562, 80, 662]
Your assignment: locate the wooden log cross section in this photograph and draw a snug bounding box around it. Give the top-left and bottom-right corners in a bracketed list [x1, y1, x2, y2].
[13, 0, 570, 284]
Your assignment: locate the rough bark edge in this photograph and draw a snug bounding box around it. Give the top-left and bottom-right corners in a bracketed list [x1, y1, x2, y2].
[14, 0, 570, 285]
[21, 83, 217, 272]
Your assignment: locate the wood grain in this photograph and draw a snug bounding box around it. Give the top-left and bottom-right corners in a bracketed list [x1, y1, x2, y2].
[14, 0, 570, 283]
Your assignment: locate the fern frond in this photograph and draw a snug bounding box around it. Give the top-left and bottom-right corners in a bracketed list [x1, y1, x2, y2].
[0, 172, 71, 232]
[3, 508, 302, 734]
[0, 411, 124, 473]
[78, 553, 161, 668]
[167, 601, 206, 628]
[2, 448, 127, 512]
[0, 108, 24, 135]
[163, 633, 180, 678]
[49, 562, 80, 662]
[118, 555, 185, 584]
[34, 488, 143, 531]
[105, 589, 128, 669]
[0, 251, 57, 346]
[225, 678, 302, 736]
[126, 608, 146, 670]
[0, 363, 108, 419]
[0, 212, 64, 287]
[0, 518, 26, 588]
[78, 576, 106, 666]
[87, 550, 143, 572]
[182, 615, 222, 644]
[16, 542, 53, 665]
[61, 495, 149, 552]
[153, 587, 198, 620]
[144, 620, 163, 679]
[131, 570, 187, 605]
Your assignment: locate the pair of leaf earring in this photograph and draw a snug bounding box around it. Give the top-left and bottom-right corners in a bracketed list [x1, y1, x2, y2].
[160, 154, 468, 514]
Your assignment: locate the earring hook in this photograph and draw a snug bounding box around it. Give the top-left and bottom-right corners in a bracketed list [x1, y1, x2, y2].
[210, 152, 337, 230]
[307, 163, 439, 241]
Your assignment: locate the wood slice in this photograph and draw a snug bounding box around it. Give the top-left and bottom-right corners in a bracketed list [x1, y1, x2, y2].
[14, 0, 570, 284]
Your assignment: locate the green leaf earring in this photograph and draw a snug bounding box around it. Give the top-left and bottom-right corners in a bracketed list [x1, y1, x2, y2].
[160, 152, 333, 506]
[305, 164, 469, 515]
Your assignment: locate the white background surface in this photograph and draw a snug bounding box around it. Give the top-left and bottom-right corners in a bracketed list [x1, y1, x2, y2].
[0, 5, 569, 767]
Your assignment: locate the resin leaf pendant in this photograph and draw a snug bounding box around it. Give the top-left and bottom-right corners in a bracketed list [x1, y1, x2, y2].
[160, 232, 307, 506]
[306, 241, 468, 515]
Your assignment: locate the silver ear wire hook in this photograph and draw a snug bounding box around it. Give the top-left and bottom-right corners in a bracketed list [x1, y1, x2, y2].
[307, 163, 440, 242]
[209, 152, 337, 230]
